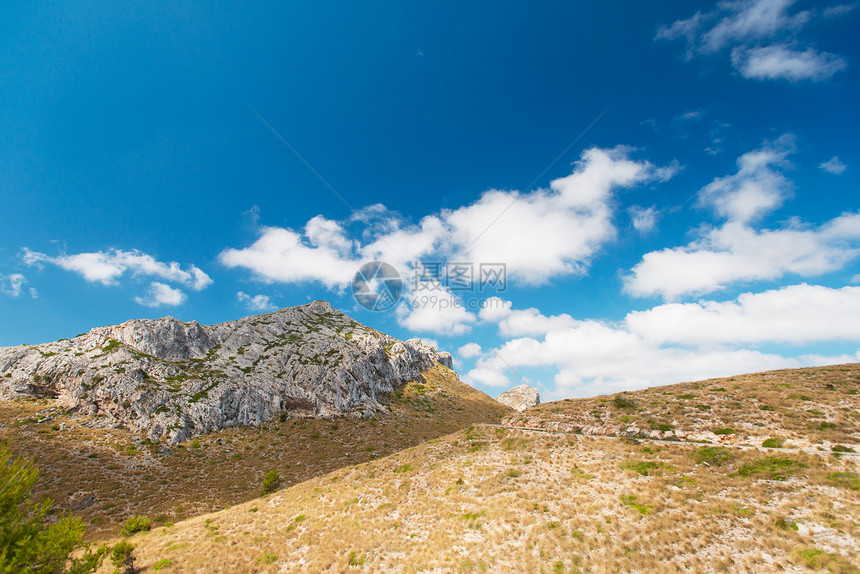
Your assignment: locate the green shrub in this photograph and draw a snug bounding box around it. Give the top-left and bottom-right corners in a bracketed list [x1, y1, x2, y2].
[694, 446, 733, 466]
[110, 540, 135, 574]
[762, 437, 785, 448]
[621, 461, 660, 476]
[348, 552, 365, 566]
[774, 516, 798, 530]
[832, 445, 855, 453]
[714, 428, 735, 435]
[613, 395, 638, 409]
[261, 470, 281, 495]
[619, 494, 651, 514]
[826, 472, 860, 490]
[120, 515, 151, 537]
[0, 445, 107, 573]
[737, 457, 805, 481]
[153, 558, 173, 570]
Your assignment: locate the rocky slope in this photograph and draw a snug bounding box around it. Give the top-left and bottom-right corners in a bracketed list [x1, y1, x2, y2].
[495, 384, 540, 411]
[503, 364, 860, 452]
[0, 301, 452, 443]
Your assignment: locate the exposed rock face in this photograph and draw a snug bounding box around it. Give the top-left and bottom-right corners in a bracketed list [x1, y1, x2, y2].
[495, 384, 540, 412]
[0, 301, 452, 443]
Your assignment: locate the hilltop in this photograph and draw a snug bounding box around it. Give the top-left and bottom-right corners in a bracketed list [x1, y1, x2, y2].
[0, 301, 452, 443]
[506, 363, 860, 453]
[88, 364, 859, 572]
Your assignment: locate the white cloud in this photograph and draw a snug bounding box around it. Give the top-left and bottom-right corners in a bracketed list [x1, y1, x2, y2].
[697, 134, 794, 223]
[625, 139, 860, 299]
[0, 273, 36, 299]
[458, 342, 482, 359]
[395, 281, 477, 335]
[626, 284, 860, 346]
[626, 215, 860, 299]
[222, 146, 676, 290]
[237, 292, 278, 312]
[702, 0, 810, 52]
[658, 0, 810, 52]
[478, 297, 514, 322]
[629, 205, 660, 233]
[134, 282, 187, 307]
[488, 304, 578, 338]
[221, 147, 677, 333]
[471, 285, 860, 398]
[657, 0, 846, 82]
[823, 4, 857, 18]
[819, 156, 847, 175]
[219, 223, 359, 289]
[22, 248, 212, 291]
[465, 367, 514, 389]
[733, 44, 847, 81]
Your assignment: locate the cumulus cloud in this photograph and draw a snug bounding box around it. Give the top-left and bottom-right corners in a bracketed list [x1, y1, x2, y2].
[221, 146, 677, 334]
[395, 281, 478, 336]
[657, 0, 847, 82]
[626, 284, 860, 345]
[237, 292, 278, 312]
[819, 156, 847, 175]
[458, 342, 482, 359]
[219, 219, 359, 289]
[469, 285, 860, 398]
[625, 216, 860, 299]
[732, 45, 847, 81]
[134, 282, 187, 307]
[697, 134, 794, 223]
[222, 146, 674, 288]
[625, 138, 860, 299]
[22, 248, 212, 291]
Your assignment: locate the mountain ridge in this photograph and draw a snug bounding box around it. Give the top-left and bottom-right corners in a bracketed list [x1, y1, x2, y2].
[0, 301, 452, 443]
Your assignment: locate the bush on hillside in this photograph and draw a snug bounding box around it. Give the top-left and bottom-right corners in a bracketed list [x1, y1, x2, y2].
[0, 445, 107, 574]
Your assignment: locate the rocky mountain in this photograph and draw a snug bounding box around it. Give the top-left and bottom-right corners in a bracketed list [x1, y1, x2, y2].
[495, 384, 540, 411]
[0, 301, 452, 443]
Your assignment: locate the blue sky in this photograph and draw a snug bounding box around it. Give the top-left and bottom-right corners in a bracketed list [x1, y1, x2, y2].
[2, 0, 859, 399]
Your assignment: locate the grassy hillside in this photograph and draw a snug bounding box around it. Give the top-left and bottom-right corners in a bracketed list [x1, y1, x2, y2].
[90, 364, 859, 573]
[0, 365, 510, 540]
[507, 363, 860, 452]
[95, 425, 858, 573]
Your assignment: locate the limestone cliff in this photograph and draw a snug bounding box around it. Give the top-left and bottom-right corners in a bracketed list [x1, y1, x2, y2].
[0, 301, 452, 443]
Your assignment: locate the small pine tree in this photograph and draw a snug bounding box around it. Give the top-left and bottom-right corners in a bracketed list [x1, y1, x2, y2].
[0, 445, 107, 573]
[110, 540, 136, 574]
[261, 470, 281, 495]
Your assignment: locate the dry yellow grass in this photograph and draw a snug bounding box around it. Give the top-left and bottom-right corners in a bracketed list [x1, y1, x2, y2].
[5, 363, 860, 572]
[508, 363, 860, 452]
[96, 425, 859, 573]
[0, 365, 510, 540]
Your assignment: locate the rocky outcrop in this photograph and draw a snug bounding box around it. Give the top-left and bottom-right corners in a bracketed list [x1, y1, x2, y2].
[0, 301, 452, 443]
[495, 384, 540, 412]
